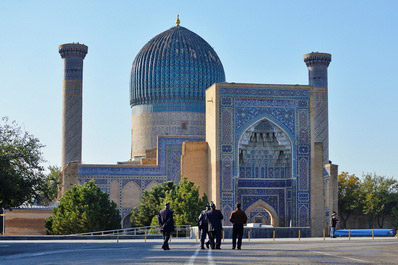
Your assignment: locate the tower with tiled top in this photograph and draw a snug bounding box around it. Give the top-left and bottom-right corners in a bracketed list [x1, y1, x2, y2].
[130, 18, 225, 157]
[59, 43, 88, 168]
[304, 52, 331, 165]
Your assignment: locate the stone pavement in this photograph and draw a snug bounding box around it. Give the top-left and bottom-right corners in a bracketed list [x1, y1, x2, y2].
[0, 237, 397, 264]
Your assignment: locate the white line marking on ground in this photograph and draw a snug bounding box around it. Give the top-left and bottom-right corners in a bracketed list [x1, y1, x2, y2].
[314, 251, 370, 263]
[207, 249, 215, 265]
[185, 248, 200, 265]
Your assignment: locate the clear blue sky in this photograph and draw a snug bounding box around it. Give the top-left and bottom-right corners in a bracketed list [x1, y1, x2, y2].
[1, 0, 397, 178]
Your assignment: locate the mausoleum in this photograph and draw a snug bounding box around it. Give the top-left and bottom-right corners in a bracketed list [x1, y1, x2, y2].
[59, 17, 338, 236]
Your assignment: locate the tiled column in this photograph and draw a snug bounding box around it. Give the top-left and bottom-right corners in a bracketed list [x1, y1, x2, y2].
[59, 43, 88, 168]
[304, 52, 331, 165]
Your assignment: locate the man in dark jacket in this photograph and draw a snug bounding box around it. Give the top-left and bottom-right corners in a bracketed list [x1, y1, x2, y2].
[198, 204, 211, 249]
[330, 211, 339, 238]
[206, 203, 223, 249]
[158, 202, 175, 250]
[229, 203, 248, 249]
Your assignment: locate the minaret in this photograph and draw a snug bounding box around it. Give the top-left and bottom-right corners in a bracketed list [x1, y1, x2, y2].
[59, 43, 88, 169]
[304, 52, 331, 165]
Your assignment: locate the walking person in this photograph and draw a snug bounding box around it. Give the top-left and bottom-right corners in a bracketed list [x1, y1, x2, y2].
[229, 203, 248, 250]
[158, 202, 175, 250]
[198, 204, 211, 249]
[330, 211, 339, 238]
[206, 203, 223, 249]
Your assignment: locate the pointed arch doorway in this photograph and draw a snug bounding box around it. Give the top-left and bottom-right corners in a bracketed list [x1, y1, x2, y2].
[245, 200, 279, 226]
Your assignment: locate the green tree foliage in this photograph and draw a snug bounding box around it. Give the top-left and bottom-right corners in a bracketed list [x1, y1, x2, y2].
[130, 181, 176, 227]
[164, 178, 208, 226]
[360, 174, 398, 228]
[390, 205, 398, 230]
[0, 117, 46, 209]
[338, 172, 362, 228]
[47, 180, 121, 234]
[338, 172, 398, 229]
[131, 179, 208, 227]
[37, 166, 60, 206]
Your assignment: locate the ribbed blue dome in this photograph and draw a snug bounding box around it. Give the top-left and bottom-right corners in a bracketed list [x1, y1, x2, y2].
[130, 25, 225, 112]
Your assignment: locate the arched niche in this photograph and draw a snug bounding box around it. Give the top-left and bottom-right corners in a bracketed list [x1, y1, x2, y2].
[121, 181, 142, 209]
[145, 181, 159, 192]
[122, 213, 132, 229]
[238, 118, 292, 179]
[245, 200, 279, 227]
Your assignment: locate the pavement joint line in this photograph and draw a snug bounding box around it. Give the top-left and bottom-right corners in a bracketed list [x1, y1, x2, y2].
[185, 248, 200, 265]
[313, 251, 370, 263]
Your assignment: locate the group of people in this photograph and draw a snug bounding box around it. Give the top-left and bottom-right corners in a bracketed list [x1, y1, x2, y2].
[198, 203, 248, 250]
[157, 202, 248, 250]
[158, 202, 340, 250]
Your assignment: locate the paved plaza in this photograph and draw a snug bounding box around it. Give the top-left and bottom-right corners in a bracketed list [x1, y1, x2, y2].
[1, 238, 398, 264]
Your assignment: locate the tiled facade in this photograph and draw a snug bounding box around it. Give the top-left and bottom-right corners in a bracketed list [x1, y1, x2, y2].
[208, 84, 312, 227]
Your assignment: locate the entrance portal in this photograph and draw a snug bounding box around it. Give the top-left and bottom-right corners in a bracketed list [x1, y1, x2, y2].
[237, 119, 293, 226]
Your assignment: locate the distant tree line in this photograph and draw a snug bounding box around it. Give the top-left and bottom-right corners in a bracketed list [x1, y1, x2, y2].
[338, 172, 398, 229]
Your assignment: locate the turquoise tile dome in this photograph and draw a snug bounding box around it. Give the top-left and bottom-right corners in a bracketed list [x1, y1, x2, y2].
[130, 25, 226, 113]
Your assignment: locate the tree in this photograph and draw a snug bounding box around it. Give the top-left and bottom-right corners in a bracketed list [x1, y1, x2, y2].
[131, 179, 208, 227]
[130, 181, 176, 227]
[361, 174, 398, 228]
[0, 117, 46, 209]
[338, 172, 362, 228]
[37, 166, 60, 206]
[390, 204, 398, 230]
[47, 180, 121, 234]
[164, 178, 208, 226]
